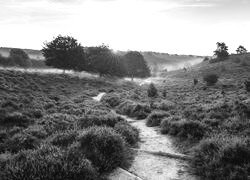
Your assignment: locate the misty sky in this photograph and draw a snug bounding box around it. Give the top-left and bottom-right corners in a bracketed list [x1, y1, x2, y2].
[1, 0, 250, 55]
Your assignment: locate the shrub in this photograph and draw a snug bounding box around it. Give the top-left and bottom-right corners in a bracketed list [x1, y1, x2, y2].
[114, 121, 139, 146]
[2, 133, 40, 153]
[0, 144, 98, 180]
[117, 100, 151, 119]
[146, 111, 170, 127]
[0, 112, 32, 127]
[191, 137, 250, 180]
[147, 83, 158, 98]
[39, 113, 76, 134]
[78, 113, 124, 128]
[50, 130, 78, 147]
[24, 125, 48, 139]
[160, 119, 206, 140]
[78, 126, 127, 173]
[203, 73, 219, 86]
[244, 80, 250, 92]
[153, 100, 176, 111]
[101, 93, 121, 107]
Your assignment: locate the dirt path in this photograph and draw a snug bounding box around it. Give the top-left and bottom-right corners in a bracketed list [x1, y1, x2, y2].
[93, 93, 196, 180]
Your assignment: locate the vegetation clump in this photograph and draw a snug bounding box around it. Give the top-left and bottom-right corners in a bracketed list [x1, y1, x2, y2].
[78, 126, 127, 173]
[203, 73, 219, 86]
[146, 111, 170, 127]
[114, 121, 139, 146]
[101, 93, 121, 107]
[147, 83, 158, 98]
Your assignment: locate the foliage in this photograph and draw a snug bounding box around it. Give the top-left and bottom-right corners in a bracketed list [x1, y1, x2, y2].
[42, 35, 86, 71]
[214, 42, 229, 61]
[77, 113, 125, 128]
[114, 121, 139, 146]
[50, 130, 78, 147]
[244, 80, 250, 92]
[0, 112, 32, 127]
[191, 136, 250, 180]
[146, 111, 170, 127]
[100, 93, 121, 107]
[9, 49, 31, 68]
[236, 45, 247, 54]
[147, 83, 158, 98]
[160, 119, 206, 140]
[0, 144, 98, 180]
[117, 100, 151, 119]
[78, 126, 127, 173]
[123, 51, 151, 79]
[203, 73, 219, 86]
[86, 44, 126, 77]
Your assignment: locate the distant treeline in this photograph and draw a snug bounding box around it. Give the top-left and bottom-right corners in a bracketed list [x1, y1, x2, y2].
[0, 49, 46, 68]
[41, 35, 151, 79]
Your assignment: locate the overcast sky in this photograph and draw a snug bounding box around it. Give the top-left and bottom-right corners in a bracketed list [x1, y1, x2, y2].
[1, 0, 250, 55]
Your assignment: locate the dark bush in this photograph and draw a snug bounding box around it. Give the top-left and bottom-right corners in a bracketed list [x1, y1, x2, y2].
[78, 113, 124, 128]
[153, 100, 176, 111]
[147, 83, 158, 98]
[24, 125, 48, 139]
[117, 100, 151, 119]
[191, 137, 250, 180]
[114, 121, 139, 146]
[0, 112, 32, 127]
[203, 74, 219, 86]
[244, 80, 250, 92]
[101, 93, 121, 107]
[0, 144, 98, 180]
[2, 133, 40, 153]
[146, 111, 170, 127]
[160, 119, 206, 140]
[50, 130, 78, 147]
[78, 126, 127, 173]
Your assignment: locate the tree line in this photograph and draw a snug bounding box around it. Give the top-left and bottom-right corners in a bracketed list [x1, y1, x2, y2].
[42, 35, 151, 79]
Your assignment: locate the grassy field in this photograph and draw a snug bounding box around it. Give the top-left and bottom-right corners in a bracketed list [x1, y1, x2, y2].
[0, 53, 249, 180]
[0, 69, 142, 179]
[148, 54, 250, 180]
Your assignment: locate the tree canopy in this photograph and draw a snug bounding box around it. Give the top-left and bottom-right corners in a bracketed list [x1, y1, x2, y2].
[236, 45, 247, 54]
[9, 49, 31, 68]
[123, 51, 151, 80]
[42, 35, 85, 71]
[214, 42, 229, 60]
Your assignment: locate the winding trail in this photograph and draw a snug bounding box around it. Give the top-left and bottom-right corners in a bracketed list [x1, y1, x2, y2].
[93, 93, 196, 180]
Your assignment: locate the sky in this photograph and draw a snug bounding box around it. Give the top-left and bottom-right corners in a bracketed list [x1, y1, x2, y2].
[0, 0, 250, 56]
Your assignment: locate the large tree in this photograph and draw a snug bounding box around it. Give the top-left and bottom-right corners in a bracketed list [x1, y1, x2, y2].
[236, 45, 247, 54]
[9, 49, 31, 68]
[86, 44, 126, 77]
[123, 51, 151, 80]
[214, 42, 229, 60]
[42, 35, 85, 71]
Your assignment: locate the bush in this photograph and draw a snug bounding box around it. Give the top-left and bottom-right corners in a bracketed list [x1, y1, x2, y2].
[160, 119, 206, 140]
[2, 133, 40, 153]
[0, 112, 32, 127]
[146, 111, 170, 127]
[244, 80, 250, 92]
[78, 113, 124, 128]
[191, 137, 250, 180]
[203, 73, 219, 86]
[0, 144, 98, 180]
[50, 130, 78, 147]
[153, 100, 176, 111]
[101, 93, 121, 107]
[147, 83, 158, 98]
[117, 100, 151, 119]
[114, 121, 139, 146]
[78, 126, 127, 173]
[39, 113, 76, 134]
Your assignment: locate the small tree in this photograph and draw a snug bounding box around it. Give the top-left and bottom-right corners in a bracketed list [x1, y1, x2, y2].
[214, 42, 229, 60]
[42, 35, 85, 72]
[148, 83, 158, 98]
[236, 45, 247, 54]
[203, 74, 219, 86]
[123, 51, 151, 80]
[9, 49, 31, 68]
